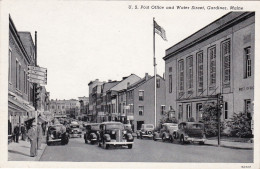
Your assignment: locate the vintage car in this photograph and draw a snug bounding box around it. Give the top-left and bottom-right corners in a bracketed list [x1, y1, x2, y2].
[46, 124, 69, 145]
[98, 122, 134, 149]
[176, 122, 206, 145]
[136, 124, 154, 139]
[84, 123, 100, 144]
[69, 122, 82, 138]
[153, 123, 178, 142]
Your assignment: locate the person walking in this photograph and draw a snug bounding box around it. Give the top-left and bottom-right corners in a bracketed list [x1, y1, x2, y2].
[13, 124, 20, 143]
[37, 122, 43, 150]
[21, 124, 26, 141]
[27, 122, 37, 157]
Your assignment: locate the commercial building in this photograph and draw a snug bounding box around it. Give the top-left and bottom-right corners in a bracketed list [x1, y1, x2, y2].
[50, 99, 80, 119]
[78, 96, 89, 121]
[163, 12, 255, 124]
[127, 73, 166, 131]
[8, 16, 36, 135]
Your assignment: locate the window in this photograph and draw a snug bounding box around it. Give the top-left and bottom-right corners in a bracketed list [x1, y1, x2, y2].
[245, 47, 251, 78]
[24, 70, 26, 93]
[196, 103, 203, 121]
[186, 104, 191, 119]
[8, 49, 12, 82]
[178, 60, 184, 92]
[169, 67, 172, 73]
[16, 60, 18, 88]
[209, 46, 216, 86]
[156, 78, 160, 88]
[186, 56, 193, 89]
[224, 102, 228, 120]
[169, 74, 172, 93]
[245, 99, 251, 118]
[222, 40, 231, 85]
[161, 105, 165, 115]
[52, 106, 55, 109]
[139, 90, 144, 101]
[197, 52, 203, 90]
[139, 106, 144, 116]
[178, 105, 183, 120]
[19, 64, 21, 90]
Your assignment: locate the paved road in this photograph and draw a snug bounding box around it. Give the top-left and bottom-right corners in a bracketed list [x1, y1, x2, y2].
[40, 137, 253, 162]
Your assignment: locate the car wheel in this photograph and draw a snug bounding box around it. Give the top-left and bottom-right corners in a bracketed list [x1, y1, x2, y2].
[105, 144, 109, 149]
[128, 144, 133, 149]
[180, 135, 185, 145]
[162, 135, 166, 142]
[169, 136, 173, 143]
[98, 142, 101, 147]
[199, 141, 204, 145]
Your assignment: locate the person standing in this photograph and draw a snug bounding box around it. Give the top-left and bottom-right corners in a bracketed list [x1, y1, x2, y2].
[20, 124, 26, 141]
[37, 122, 43, 150]
[14, 124, 20, 143]
[27, 122, 37, 157]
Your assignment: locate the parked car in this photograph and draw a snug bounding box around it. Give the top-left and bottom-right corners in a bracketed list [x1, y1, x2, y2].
[136, 124, 154, 139]
[153, 123, 178, 142]
[98, 122, 134, 149]
[69, 122, 82, 138]
[46, 124, 69, 145]
[176, 122, 206, 145]
[84, 123, 100, 144]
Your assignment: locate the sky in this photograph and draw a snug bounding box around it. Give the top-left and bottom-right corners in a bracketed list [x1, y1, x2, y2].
[3, 1, 229, 100]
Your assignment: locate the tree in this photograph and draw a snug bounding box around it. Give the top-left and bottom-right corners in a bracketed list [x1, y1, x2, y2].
[159, 110, 178, 127]
[201, 103, 225, 137]
[226, 112, 252, 138]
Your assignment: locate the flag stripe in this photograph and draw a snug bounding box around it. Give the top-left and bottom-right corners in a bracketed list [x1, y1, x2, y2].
[154, 21, 167, 41]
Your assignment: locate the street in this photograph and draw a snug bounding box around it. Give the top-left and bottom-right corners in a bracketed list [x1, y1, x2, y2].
[40, 136, 253, 162]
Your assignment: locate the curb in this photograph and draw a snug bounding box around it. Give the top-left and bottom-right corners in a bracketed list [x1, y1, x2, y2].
[35, 143, 47, 161]
[204, 143, 253, 150]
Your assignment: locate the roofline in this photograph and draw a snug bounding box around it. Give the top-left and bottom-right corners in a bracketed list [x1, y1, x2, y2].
[163, 12, 255, 60]
[9, 15, 33, 64]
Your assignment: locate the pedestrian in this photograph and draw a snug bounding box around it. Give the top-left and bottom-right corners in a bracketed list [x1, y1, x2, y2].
[27, 122, 37, 157]
[21, 123, 26, 141]
[37, 122, 43, 150]
[13, 124, 20, 143]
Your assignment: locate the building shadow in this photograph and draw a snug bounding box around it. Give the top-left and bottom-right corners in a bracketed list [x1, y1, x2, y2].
[8, 150, 30, 157]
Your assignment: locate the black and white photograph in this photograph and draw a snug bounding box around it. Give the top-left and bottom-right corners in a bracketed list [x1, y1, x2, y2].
[0, 0, 259, 168]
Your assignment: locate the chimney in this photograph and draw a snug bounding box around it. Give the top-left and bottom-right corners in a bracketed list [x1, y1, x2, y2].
[145, 73, 149, 80]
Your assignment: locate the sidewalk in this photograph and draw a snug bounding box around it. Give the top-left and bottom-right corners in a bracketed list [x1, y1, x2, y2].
[205, 139, 253, 150]
[8, 137, 47, 161]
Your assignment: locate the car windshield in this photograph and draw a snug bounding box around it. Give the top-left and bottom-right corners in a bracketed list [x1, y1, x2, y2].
[71, 125, 79, 128]
[91, 125, 100, 131]
[189, 124, 204, 129]
[106, 124, 124, 130]
[145, 125, 154, 129]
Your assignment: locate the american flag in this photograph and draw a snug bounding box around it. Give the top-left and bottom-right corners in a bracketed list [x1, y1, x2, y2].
[154, 21, 167, 41]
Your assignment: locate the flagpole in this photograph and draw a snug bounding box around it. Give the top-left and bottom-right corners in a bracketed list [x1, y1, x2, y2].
[153, 18, 157, 128]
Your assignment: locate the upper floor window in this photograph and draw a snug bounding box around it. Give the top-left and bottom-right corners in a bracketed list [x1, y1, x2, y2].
[169, 74, 172, 93]
[16, 60, 18, 88]
[139, 106, 144, 116]
[8, 49, 12, 82]
[139, 90, 144, 101]
[244, 47, 251, 78]
[186, 56, 193, 89]
[197, 52, 203, 90]
[209, 46, 216, 86]
[178, 59, 184, 91]
[156, 78, 160, 88]
[169, 67, 172, 73]
[222, 40, 231, 85]
[24, 70, 26, 93]
[19, 64, 21, 90]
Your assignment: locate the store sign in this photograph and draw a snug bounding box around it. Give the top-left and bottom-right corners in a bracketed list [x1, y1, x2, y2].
[28, 66, 47, 85]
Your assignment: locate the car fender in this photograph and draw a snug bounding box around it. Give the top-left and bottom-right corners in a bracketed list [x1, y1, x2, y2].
[103, 134, 111, 142]
[90, 133, 97, 139]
